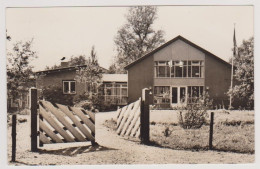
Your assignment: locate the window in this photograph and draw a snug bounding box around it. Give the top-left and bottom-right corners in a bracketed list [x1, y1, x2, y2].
[155, 60, 204, 78]
[187, 86, 204, 103]
[63, 81, 76, 94]
[103, 82, 128, 104]
[154, 86, 170, 104]
[154, 61, 170, 77]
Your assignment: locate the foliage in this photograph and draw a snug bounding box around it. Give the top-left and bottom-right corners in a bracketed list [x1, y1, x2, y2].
[74, 92, 118, 112]
[228, 37, 254, 110]
[108, 63, 117, 74]
[68, 55, 88, 67]
[45, 55, 88, 70]
[73, 46, 117, 111]
[75, 46, 103, 98]
[113, 6, 165, 73]
[178, 92, 213, 129]
[103, 118, 117, 131]
[40, 85, 74, 106]
[7, 39, 37, 111]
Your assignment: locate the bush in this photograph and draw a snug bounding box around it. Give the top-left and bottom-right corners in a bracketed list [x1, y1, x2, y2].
[40, 85, 74, 106]
[178, 92, 213, 129]
[74, 93, 118, 112]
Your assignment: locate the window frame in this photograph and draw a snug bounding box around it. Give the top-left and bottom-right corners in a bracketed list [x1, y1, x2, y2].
[154, 86, 171, 104]
[63, 80, 76, 94]
[154, 60, 204, 78]
[103, 82, 128, 104]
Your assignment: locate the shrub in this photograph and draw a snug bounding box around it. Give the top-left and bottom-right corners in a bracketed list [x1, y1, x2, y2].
[40, 85, 74, 106]
[74, 92, 118, 112]
[103, 118, 117, 130]
[178, 92, 213, 129]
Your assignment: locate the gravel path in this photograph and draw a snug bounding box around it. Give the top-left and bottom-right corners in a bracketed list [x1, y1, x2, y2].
[7, 112, 254, 165]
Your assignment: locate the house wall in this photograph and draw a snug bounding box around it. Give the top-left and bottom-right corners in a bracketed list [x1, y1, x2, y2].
[127, 38, 234, 108]
[205, 54, 231, 108]
[36, 70, 86, 97]
[154, 39, 205, 86]
[127, 55, 154, 103]
[154, 39, 205, 61]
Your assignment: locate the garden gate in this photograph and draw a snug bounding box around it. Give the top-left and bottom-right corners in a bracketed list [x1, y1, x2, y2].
[30, 88, 95, 152]
[116, 88, 152, 144]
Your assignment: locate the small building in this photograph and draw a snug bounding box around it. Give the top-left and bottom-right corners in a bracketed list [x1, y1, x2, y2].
[125, 35, 232, 109]
[36, 62, 128, 106]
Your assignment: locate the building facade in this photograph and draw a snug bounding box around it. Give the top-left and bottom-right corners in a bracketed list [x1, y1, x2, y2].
[36, 64, 128, 106]
[125, 35, 232, 109]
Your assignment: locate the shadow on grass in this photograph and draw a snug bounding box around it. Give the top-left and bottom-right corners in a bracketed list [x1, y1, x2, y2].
[147, 140, 254, 154]
[38, 143, 117, 157]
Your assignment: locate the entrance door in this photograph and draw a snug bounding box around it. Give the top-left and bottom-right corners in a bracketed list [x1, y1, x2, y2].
[171, 87, 178, 104]
[171, 86, 187, 106]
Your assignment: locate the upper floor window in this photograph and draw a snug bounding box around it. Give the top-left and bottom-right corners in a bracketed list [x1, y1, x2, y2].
[154, 60, 204, 78]
[63, 80, 76, 94]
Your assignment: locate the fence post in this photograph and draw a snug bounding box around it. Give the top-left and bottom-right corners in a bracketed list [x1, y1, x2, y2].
[209, 112, 214, 150]
[11, 114, 17, 162]
[140, 88, 150, 144]
[30, 88, 38, 152]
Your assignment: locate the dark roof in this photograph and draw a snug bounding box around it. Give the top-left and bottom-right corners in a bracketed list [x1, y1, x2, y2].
[36, 65, 108, 75]
[125, 35, 231, 70]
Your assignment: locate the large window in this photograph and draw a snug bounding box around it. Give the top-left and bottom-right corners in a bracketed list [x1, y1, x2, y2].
[154, 86, 170, 104]
[103, 82, 127, 104]
[187, 86, 204, 103]
[63, 80, 76, 94]
[154, 61, 170, 77]
[155, 60, 204, 78]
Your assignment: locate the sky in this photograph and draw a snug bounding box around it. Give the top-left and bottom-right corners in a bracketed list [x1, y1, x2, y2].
[6, 6, 254, 71]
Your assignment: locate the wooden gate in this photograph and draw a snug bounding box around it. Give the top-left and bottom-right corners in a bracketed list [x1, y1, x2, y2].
[116, 98, 141, 138]
[116, 88, 152, 144]
[30, 88, 95, 152]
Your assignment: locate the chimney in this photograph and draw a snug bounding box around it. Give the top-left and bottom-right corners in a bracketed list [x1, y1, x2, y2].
[61, 61, 69, 68]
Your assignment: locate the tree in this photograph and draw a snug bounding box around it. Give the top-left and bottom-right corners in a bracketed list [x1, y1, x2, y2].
[7, 39, 37, 111]
[68, 55, 88, 67]
[113, 6, 165, 73]
[45, 55, 88, 70]
[108, 63, 117, 74]
[75, 46, 103, 97]
[228, 37, 254, 109]
[74, 46, 107, 111]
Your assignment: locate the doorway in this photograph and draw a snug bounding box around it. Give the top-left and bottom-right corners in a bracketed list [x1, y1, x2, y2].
[171, 86, 187, 106]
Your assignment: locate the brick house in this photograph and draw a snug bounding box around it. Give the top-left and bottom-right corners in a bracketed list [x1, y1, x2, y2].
[125, 35, 233, 109]
[36, 62, 128, 105]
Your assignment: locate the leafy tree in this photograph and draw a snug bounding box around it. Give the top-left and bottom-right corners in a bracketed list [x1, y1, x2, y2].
[228, 37, 254, 109]
[108, 63, 117, 74]
[68, 55, 88, 67]
[7, 39, 37, 111]
[45, 55, 88, 70]
[113, 6, 165, 73]
[75, 46, 103, 97]
[74, 46, 109, 111]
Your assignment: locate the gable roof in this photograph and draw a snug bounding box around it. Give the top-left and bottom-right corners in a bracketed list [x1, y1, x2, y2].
[125, 35, 231, 70]
[36, 65, 108, 75]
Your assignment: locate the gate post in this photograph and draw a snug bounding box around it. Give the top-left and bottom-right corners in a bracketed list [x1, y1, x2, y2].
[140, 88, 152, 144]
[30, 88, 38, 152]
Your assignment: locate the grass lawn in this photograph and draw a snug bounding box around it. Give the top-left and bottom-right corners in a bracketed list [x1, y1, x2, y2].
[149, 110, 254, 154]
[105, 110, 254, 154]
